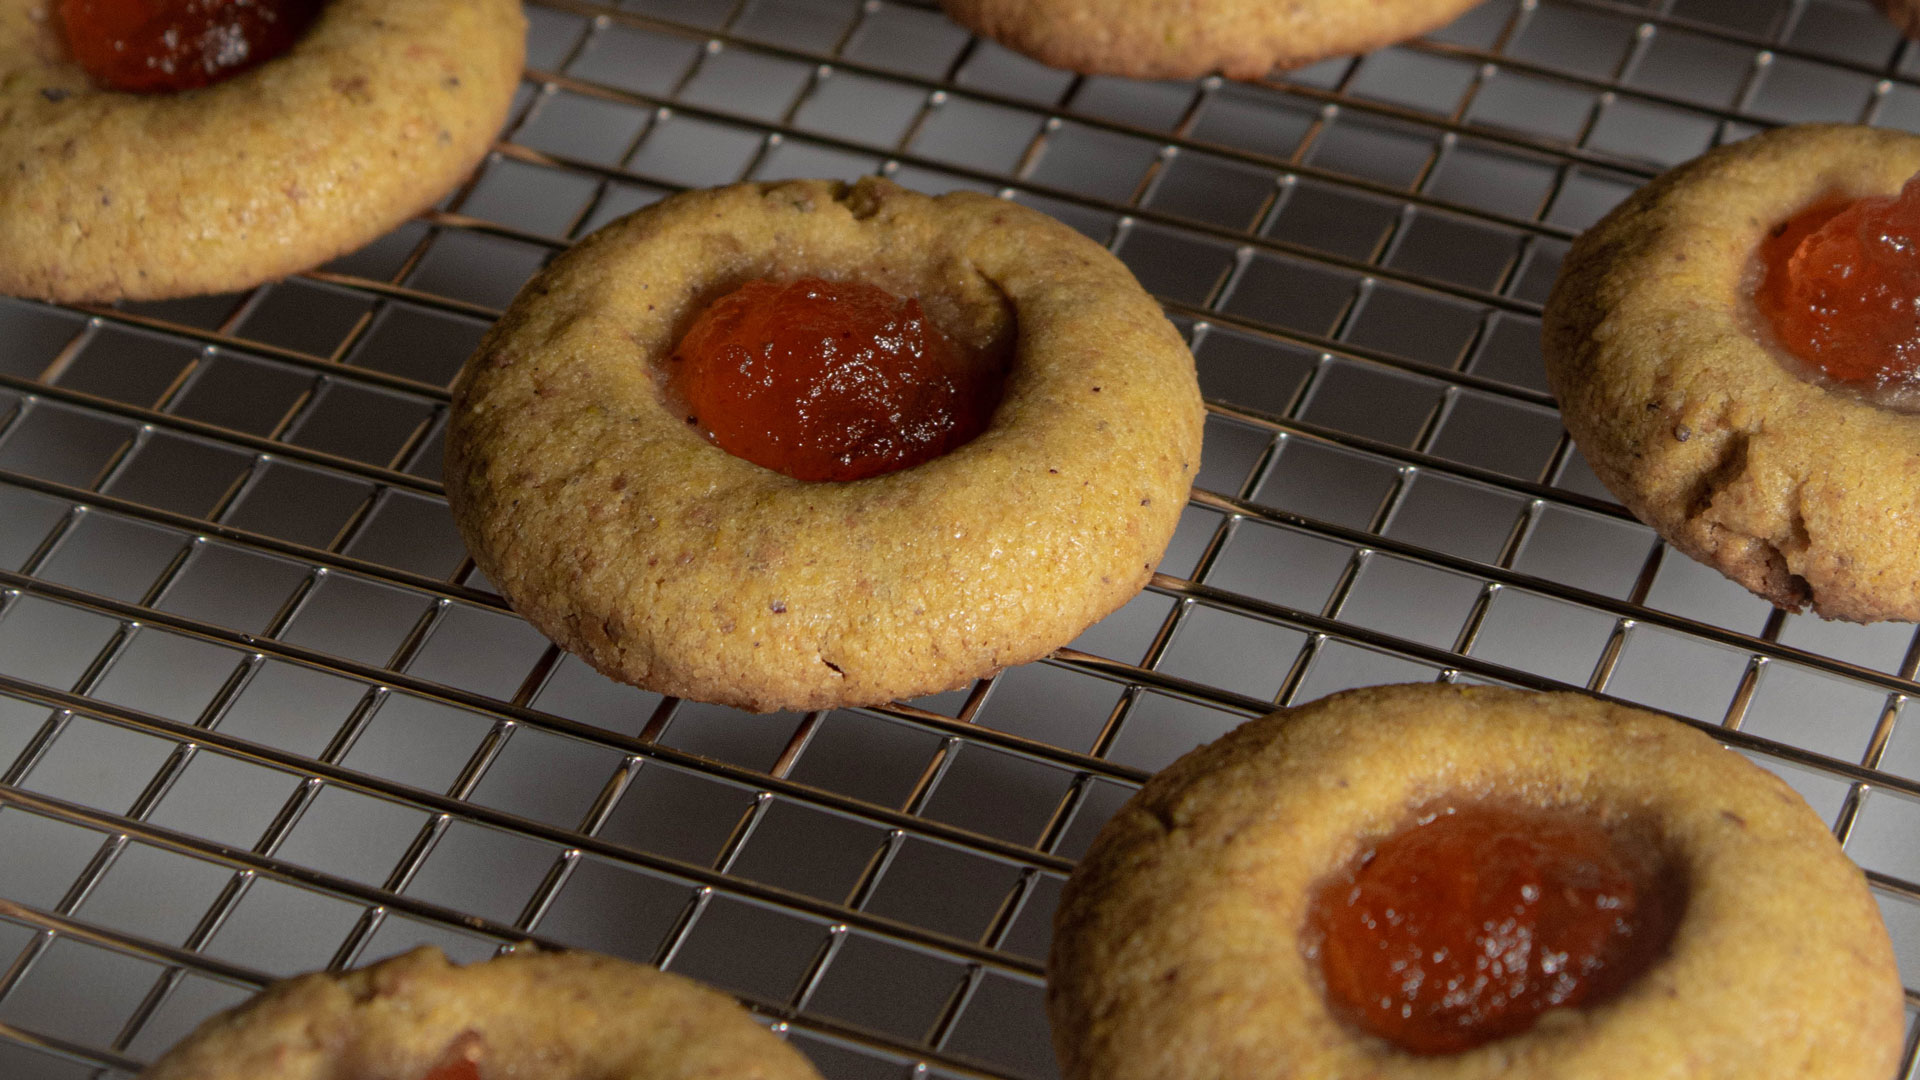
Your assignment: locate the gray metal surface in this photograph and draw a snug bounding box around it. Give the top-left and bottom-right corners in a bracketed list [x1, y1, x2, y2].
[0, 0, 1915, 1076]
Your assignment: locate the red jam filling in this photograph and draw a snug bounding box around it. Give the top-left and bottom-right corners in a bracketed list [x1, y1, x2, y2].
[1307, 803, 1680, 1055]
[58, 0, 323, 93]
[667, 277, 1003, 483]
[1756, 173, 1920, 392]
[419, 1062, 479, 1080]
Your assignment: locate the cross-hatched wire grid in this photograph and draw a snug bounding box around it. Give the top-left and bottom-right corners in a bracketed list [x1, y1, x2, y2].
[0, 0, 1917, 1076]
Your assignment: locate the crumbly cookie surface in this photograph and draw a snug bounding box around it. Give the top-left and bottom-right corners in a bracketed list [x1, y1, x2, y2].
[446, 177, 1204, 713]
[939, 0, 1479, 79]
[1544, 124, 1920, 622]
[0, 0, 524, 303]
[140, 947, 823, 1080]
[1049, 683, 1904, 1080]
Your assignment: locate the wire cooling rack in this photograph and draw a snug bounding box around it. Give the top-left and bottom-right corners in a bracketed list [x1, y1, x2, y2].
[0, 0, 1916, 1076]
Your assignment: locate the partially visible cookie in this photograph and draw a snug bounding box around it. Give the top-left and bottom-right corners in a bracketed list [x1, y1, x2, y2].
[1543, 124, 1920, 622]
[1049, 683, 1905, 1080]
[1876, 0, 1920, 35]
[0, 0, 525, 303]
[939, 0, 1480, 80]
[140, 947, 824, 1080]
[447, 177, 1204, 712]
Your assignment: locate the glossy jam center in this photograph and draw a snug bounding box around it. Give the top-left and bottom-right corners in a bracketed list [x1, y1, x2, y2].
[58, 0, 322, 93]
[1308, 803, 1677, 1055]
[667, 277, 1001, 483]
[1756, 173, 1920, 391]
[419, 1062, 479, 1080]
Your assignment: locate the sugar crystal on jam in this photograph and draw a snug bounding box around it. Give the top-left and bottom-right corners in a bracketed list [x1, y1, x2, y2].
[1757, 173, 1920, 392]
[1308, 803, 1678, 1054]
[60, 0, 322, 93]
[667, 277, 1002, 483]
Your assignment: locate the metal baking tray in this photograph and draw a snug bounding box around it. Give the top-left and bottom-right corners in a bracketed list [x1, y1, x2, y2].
[0, 0, 1913, 1076]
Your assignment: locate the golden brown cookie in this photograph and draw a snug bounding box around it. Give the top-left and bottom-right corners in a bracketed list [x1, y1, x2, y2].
[140, 947, 824, 1080]
[939, 0, 1481, 80]
[1049, 683, 1905, 1080]
[446, 177, 1204, 713]
[0, 0, 525, 303]
[1544, 124, 1920, 622]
